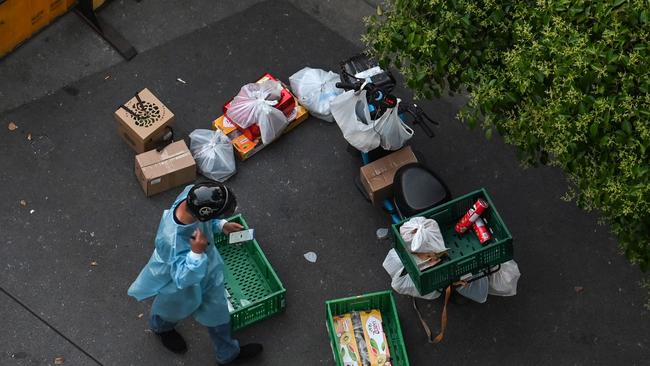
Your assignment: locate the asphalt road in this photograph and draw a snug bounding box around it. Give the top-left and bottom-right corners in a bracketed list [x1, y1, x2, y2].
[1, 1, 648, 365]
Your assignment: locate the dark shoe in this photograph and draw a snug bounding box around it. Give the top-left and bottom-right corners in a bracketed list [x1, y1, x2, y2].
[156, 329, 187, 354]
[226, 343, 263, 364]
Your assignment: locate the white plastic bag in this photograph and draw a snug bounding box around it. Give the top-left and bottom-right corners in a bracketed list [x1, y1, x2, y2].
[399, 216, 446, 253]
[373, 99, 413, 150]
[455, 276, 489, 303]
[189, 129, 236, 182]
[383, 249, 440, 300]
[488, 260, 521, 296]
[226, 80, 289, 144]
[330, 90, 381, 153]
[289, 67, 342, 122]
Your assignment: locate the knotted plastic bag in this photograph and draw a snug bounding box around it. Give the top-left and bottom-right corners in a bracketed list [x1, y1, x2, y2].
[226, 80, 289, 144]
[289, 67, 342, 122]
[373, 99, 413, 150]
[488, 260, 521, 296]
[330, 89, 381, 152]
[456, 276, 489, 303]
[382, 249, 440, 299]
[399, 216, 446, 253]
[189, 129, 236, 182]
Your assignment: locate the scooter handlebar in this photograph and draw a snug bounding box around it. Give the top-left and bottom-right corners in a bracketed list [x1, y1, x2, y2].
[335, 81, 363, 91]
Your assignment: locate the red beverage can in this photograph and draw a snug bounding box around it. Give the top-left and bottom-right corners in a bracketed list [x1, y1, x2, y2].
[472, 217, 492, 244]
[455, 198, 489, 234]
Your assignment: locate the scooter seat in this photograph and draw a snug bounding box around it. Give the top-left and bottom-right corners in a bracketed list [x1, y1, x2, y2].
[393, 163, 451, 218]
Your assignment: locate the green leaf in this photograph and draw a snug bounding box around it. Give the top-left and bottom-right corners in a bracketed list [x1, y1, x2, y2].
[376, 5, 383, 16]
[416, 70, 427, 82]
[347, 345, 357, 360]
[505, 92, 518, 103]
[622, 120, 632, 135]
[467, 114, 478, 129]
[370, 338, 379, 351]
[362, 0, 650, 274]
[485, 128, 493, 140]
[612, 0, 627, 11]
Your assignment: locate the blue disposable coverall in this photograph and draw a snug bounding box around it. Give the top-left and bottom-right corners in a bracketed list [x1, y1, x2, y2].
[128, 185, 231, 327]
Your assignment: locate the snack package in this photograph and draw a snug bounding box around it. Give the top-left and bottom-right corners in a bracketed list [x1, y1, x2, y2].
[350, 312, 371, 365]
[333, 314, 362, 366]
[359, 310, 391, 365]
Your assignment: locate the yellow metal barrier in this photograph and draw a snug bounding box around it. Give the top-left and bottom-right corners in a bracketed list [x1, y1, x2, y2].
[0, 0, 106, 58]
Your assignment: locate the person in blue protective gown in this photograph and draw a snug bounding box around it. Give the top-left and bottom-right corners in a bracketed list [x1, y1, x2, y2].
[128, 182, 263, 364]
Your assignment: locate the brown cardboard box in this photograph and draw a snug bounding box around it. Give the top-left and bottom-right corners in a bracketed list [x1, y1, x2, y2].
[360, 146, 418, 204]
[114, 88, 175, 153]
[135, 140, 196, 197]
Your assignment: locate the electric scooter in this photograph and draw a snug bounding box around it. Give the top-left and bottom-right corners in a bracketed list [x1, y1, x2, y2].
[335, 55, 500, 293]
[335, 55, 451, 225]
[333, 55, 510, 345]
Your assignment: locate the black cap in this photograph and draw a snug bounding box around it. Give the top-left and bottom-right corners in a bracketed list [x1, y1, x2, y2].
[186, 182, 237, 221]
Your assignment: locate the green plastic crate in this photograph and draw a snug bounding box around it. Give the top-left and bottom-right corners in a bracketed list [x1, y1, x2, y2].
[214, 214, 286, 332]
[326, 291, 410, 366]
[392, 188, 513, 295]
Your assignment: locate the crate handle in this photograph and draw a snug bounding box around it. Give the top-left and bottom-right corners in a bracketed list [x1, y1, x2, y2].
[465, 265, 500, 284]
[243, 302, 266, 313]
[456, 256, 475, 266]
[348, 299, 371, 310]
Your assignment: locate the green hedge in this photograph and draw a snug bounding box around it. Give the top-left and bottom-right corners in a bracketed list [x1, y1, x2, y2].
[365, 0, 650, 270]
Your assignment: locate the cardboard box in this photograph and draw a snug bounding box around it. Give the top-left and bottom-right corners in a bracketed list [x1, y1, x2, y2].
[134, 140, 196, 197]
[212, 99, 309, 161]
[360, 146, 418, 204]
[213, 114, 239, 135]
[114, 88, 175, 153]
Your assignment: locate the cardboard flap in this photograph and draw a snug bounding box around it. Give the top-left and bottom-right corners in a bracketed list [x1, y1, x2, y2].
[136, 140, 195, 180]
[114, 88, 174, 140]
[359, 146, 418, 203]
[142, 154, 195, 180]
[360, 146, 416, 189]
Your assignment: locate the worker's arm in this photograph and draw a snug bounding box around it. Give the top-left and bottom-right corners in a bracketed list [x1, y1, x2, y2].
[212, 219, 228, 233]
[213, 218, 244, 235]
[169, 228, 208, 289]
